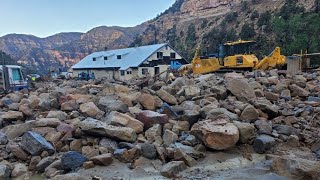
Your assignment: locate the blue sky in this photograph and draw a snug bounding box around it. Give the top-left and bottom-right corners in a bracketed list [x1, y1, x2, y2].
[0, 0, 175, 37]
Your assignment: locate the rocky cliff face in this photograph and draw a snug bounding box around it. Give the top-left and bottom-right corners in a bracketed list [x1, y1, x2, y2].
[134, 0, 318, 59]
[181, 0, 238, 14]
[0, 0, 317, 73]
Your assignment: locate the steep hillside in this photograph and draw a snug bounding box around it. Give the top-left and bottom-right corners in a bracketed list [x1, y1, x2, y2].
[0, 0, 319, 74]
[0, 25, 147, 74]
[133, 0, 319, 60]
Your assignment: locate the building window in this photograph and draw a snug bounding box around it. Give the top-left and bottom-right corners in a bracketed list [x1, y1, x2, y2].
[12, 68, 23, 81]
[236, 57, 243, 65]
[157, 52, 163, 59]
[236, 59, 243, 65]
[165, 45, 168, 50]
[93, 57, 96, 61]
[104, 56, 108, 60]
[170, 53, 176, 59]
[142, 68, 148, 75]
[120, 71, 125, 76]
[127, 71, 132, 75]
[117, 55, 122, 59]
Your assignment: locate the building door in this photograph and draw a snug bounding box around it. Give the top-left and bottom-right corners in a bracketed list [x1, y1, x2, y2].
[155, 67, 160, 75]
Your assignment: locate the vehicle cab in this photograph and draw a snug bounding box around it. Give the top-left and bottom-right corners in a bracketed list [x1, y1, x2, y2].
[0, 65, 28, 91]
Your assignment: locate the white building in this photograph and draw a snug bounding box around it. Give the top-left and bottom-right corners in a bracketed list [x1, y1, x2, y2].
[71, 43, 187, 81]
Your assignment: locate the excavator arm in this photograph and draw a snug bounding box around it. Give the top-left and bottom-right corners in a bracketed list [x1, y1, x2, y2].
[178, 46, 200, 75]
[254, 47, 286, 70]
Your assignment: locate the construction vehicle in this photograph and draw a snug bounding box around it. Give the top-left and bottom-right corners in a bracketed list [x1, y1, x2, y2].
[181, 40, 286, 75]
[0, 65, 28, 92]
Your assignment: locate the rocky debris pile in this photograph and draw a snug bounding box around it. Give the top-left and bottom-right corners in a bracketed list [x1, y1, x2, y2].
[0, 70, 319, 179]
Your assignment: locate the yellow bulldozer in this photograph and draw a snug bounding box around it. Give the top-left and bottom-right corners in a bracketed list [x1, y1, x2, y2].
[180, 40, 286, 75]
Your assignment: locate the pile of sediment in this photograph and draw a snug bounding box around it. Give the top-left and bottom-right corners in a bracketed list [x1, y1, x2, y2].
[0, 69, 319, 179]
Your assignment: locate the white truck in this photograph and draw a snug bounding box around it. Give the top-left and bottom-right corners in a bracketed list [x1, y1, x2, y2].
[0, 65, 28, 92]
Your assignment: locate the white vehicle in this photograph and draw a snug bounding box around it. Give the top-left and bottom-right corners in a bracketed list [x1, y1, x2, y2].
[0, 65, 28, 91]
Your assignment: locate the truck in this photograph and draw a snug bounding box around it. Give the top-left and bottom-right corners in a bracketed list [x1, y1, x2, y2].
[0, 65, 28, 92]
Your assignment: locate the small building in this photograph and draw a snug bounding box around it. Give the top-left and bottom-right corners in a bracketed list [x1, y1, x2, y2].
[71, 43, 187, 81]
[286, 56, 311, 75]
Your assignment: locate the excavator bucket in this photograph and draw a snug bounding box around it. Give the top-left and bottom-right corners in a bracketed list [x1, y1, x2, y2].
[254, 47, 286, 70]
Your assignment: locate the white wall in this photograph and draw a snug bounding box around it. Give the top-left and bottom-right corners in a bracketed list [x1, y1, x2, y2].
[147, 45, 182, 61]
[118, 68, 138, 81]
[138, 67, 155, 77]
[72, 69, 114, 80]
[138, 65, 169, 78]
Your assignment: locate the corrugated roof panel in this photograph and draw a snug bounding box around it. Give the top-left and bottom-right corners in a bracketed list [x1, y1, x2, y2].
[72, 43, 167, 70]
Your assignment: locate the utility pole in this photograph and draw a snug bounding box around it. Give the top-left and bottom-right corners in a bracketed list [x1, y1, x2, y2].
[1, 52, 6, 68]
[1, 51, 4, 65]
[154, 22, 157, 44]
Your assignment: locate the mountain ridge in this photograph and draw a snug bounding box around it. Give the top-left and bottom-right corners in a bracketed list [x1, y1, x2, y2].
[0, 0, 319, 74]
[0, 24, 147, 74]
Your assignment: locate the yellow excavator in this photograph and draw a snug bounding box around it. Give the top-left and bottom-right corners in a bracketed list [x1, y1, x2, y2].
[180, 40, 286, 75]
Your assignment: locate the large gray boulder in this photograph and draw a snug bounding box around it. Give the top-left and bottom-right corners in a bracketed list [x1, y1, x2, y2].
[140, 143, 158, 159]
[0, 164, 11, 179]
[160, 161, 187, 178]
[253, 98, 279, 119]
[169, 77, 186, 90]
[184, 85, 201, 99]
[226, 78, 256, 102]
[108, 111, 144, 133]
[210, 86, 228, 100]
[11, 163, 28, 177]
[163, 129, 178, 146]
[289, 84, 310, 97]
[271, 155, 320, 179]
[233, 121, 255, 144]
[253, 134, 276, 153]
[36, 156, 55, 172]
[137, 93, 156, 110]
[98, 96, 128, 113]
[156, 89, 178, 105]
[206, 108, 238, 121]
[46, 111, 67, 121]
[1, 111, 24, 121]
[20, 131, 55, 155]
[99, 138, 118, 153]
[174, 143, 205, 159]
[61, 151, 87, 171]
[240, 105, 259, 122]
[254, 120, 272, 134]
[79, 118, 137, 142]
[79, 102, 104, 118]
[145, 124, 162, 144]
[0, 132, 8, 145]
[1, 121, 34, 140]
[34, 118, 61, 127]
[191, 119, 239, 150]
[90, 153, 113, 166]
[61, 100, 79, 111]
[181, 110, 200, 126]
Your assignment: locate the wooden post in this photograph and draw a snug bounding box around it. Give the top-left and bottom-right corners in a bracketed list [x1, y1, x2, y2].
[3, 67, 10, 91]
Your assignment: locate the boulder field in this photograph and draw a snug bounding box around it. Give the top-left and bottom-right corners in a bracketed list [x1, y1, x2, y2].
[0, 70, 319, 179]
